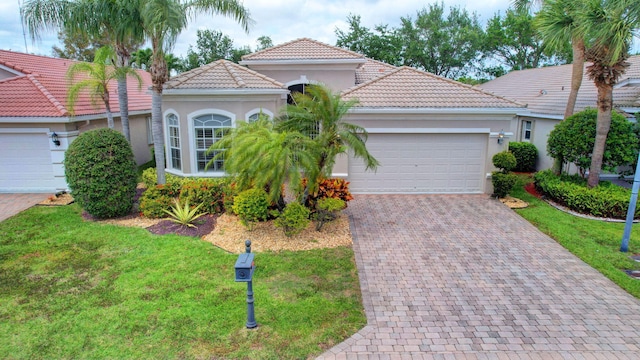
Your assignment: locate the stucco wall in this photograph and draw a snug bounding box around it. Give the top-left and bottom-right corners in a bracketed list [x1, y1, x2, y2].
[245, 65, 360, 92]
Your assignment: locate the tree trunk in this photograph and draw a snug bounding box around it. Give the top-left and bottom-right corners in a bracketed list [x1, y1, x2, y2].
[116, 49, 131, 143]
[104, 92, 114, 129]
[564, 38, 585, 119]
[151, 90, 166, 185]
[586, 83, 613, 188]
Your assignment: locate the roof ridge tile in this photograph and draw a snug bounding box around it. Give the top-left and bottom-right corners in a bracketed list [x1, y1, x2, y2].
[241, 37, 365, 61]
[27, 74, 69, 116]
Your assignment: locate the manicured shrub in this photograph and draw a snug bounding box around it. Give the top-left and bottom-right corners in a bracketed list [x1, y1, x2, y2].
[139, 183, 181, 218]
[492, 151, 517, 173]
[509, 142, 538, 172]
[274, 202, 311, 236]
[548, 108, 638, 175]
[491, 172, 518, 198]
[304, 177, 354, 209]
[233, 188, 269, 230]
[179, 178, 228, 215]
[141, 167, 186, 188]
[64, 128, 137, 219]
[313, 197, 346, 231]
[534, 169, 638, 219]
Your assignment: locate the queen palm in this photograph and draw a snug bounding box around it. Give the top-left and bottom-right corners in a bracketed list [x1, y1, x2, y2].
[138, 0, 252, 184]
[578, 0, 639, 187]
[277, 84, 379, 199]
[23, 0, 145, 143]
[66, 46, 142, 128]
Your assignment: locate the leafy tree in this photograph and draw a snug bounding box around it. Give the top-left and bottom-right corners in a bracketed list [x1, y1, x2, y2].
[277, 84, 379, 200]
[24, 0, 145, 143]
[547, 108, 638, 177]
[66, 46, 142, 129]
[131, 47, 153, 69]
[485, 7, 568, 71]
[181, 29, 252, 70]
[579, 0, 640, 187]
[51, 29, 110, 61]
[139, 0, 252, 185]
[255, 35, 273, 50]
[398, 3, 485, 78]
[335, 14, 403, 66]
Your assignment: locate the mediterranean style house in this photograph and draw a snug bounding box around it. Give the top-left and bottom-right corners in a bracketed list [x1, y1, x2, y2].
[0, 50, 153, 193]
[162, 38, 525, 194]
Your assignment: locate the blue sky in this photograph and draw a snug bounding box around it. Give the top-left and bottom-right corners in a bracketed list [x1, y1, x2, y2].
[1, 0, 637, 59]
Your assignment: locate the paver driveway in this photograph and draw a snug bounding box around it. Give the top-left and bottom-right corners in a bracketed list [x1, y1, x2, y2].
[0, 193, 48, 222]
[319, 195, 640, 360]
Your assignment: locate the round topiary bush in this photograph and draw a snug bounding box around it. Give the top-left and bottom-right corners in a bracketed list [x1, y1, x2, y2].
[492, 151, 517, 173]
[64, 128, 138, 219]
[508, 142, 538, 172]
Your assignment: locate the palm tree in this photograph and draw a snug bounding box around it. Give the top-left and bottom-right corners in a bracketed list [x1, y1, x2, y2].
[277, 84, 379, 199]
[66, 46, 142, 128]
[23, 0, 145, 143]
[578, 0, 639, 187]
[138, 0, 252, 185]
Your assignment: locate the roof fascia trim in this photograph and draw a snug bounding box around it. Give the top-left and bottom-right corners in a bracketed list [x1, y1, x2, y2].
[162, 89, 289, 96]
[239, 59, 366, 66]
[349, 107, 523, 115]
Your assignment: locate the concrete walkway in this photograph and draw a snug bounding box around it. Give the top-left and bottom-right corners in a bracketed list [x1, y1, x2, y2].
[318, 195, 640, 360]
[0, 193, 50, 222]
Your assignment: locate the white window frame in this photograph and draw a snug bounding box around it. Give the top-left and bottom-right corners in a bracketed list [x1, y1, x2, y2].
[163, 111, 181, 171]
[187, 109, 236, 175]
[522, 120, 533, 142]
[245, 108, 274, 123]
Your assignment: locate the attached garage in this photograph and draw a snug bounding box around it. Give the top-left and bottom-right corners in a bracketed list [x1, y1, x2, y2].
[348, 133, 487, 194]
[0, 130, 57, 192]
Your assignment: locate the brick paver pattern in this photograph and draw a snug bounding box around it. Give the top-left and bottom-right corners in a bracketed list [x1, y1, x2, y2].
[318, 195, 640, 360]
[0, 193, 49, 222]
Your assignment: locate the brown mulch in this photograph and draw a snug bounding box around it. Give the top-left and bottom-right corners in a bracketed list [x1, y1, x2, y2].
[146, 215, 217, 237]
[499, 196, 529, 209]
[38, 193, 75, 206]
[524, 183, 542, 199]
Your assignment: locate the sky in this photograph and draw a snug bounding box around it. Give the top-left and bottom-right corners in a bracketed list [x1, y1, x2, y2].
[1, 0, 638, 59]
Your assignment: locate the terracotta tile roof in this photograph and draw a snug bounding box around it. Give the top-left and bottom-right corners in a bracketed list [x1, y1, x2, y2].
[164, 59, 285, 90]
[479, 55, 640, 116]
[355, 58, 397, 84]
[241, 38, 365, 61]
[342, 66, 525, 109]
[0, 50, 151, 118]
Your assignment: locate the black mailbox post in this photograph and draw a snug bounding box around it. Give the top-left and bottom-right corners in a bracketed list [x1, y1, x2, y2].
[234, 240, 257, 329]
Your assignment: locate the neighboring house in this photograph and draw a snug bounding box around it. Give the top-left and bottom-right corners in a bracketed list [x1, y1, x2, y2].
[480, 55, 640, 171]
[162, 38, 526, 194]
[0, 50, 153, 193]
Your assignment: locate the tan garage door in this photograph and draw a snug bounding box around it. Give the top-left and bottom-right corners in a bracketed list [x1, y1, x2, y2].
[0, 132, 56, 192]
[348, 133, 487, 193]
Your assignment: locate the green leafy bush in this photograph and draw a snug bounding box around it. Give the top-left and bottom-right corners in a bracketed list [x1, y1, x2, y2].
[274, 202, 311, 236]
[64, 128, 137, 219]
[179, 178, 228, 214]
[141, 167, 186, 188]
[491, 172, 518, 198]
[233, 188, 269, 230]
[548, 108, 638, 175]
[313, 197, 346, 231]
[139, 183, 181, 218]
[303, 178, 354, 209]
[534, 169, 638, 219]
[509, 142, 538, 172]
[492, 151, 517, 173]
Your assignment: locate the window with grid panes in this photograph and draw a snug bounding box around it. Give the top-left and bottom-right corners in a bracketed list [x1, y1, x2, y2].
[193, 114, 232, 171]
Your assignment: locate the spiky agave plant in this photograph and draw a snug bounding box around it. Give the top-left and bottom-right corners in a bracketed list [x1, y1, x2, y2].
[163, 199, 206, 228]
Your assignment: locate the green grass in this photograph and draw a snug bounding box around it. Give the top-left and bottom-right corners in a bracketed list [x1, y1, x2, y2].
[0, 205, 365, 359]
[511, 174, 640, 298]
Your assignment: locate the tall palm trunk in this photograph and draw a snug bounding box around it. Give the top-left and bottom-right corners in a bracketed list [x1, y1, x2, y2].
[115, 45, 133, 142]
[587, 82, 613, 187]
[103, 92, 115, 129]
[564, 38, 585, 119]
[151, 49, 168, 185]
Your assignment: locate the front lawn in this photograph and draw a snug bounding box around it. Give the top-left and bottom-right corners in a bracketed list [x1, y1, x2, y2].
[511, 175, 640, 298]
[0, 204, 365, 359]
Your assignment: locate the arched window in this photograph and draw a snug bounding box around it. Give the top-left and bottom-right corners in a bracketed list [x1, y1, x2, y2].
[287, 83, 307, 105]
[193, 114, 232, 172]
[166, 113, 181, 170]
[245, 108, 274, 123]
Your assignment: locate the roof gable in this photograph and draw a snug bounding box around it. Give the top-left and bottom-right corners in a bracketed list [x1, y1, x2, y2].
[343, 66, 524, 109]
[355, 58, 397, 84]
[241, 38, 365, 62]
[164, 59, 285, 90]
[0, 50, 151, 118]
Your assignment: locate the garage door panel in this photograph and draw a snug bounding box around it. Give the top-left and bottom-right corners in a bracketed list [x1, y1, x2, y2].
[0, 133, 56, 192]
[348, 133, 487, 193]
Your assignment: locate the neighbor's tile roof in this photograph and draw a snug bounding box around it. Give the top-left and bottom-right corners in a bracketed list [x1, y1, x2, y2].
[342, 66, 525, 109]
[241, 38, 365, 61]
[479, 55, 640, 116]
[355, 58, 397, 84]
[164, 59, 285, 90]
[0, 50, 151, 118]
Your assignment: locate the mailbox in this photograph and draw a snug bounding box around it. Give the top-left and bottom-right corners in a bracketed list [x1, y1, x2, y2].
[234, 252, 255, 282]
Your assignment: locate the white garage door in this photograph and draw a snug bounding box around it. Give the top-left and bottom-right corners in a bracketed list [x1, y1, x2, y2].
[348, 133, 487, 193]
[0, 132, 56, 192]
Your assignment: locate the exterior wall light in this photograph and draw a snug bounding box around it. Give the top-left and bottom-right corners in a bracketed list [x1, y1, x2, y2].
[497, 129, 505, 145]
[51, 132, 61, 146]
